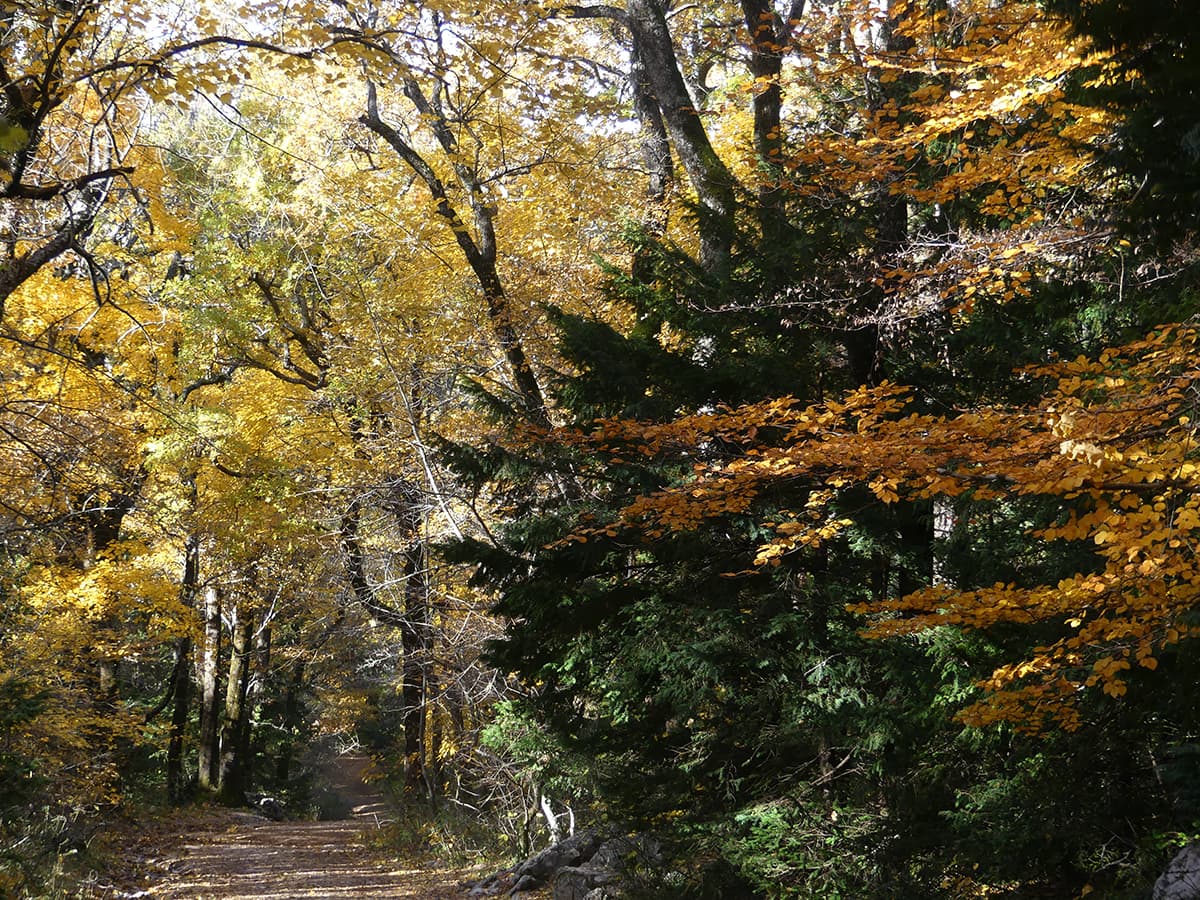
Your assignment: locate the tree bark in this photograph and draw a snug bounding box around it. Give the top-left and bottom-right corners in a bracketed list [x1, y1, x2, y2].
[166, 636, 192, 804]
[75, 481, 140, 706]
[625, 0, 737, 276]
[427, 666, 443, 798]
[168, 484, 203, 805]
[555, 1, 738, 275]
[243, 623, 270, 790]
[196, 584, 222, 793]
[628, 35, 675, 299]
[360, 82, 549, 425]
[629, 42, 673, 221]
[218, 607, 253, 804]
[848, 0, 914, 387]
[275, 661, 306, 784]
[400, 545, 430, 791]
[932, 498, 957, 587]
[739, 0, 806, 244]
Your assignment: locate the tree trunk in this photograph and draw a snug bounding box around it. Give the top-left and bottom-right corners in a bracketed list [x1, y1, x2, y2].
[276, 661, 305, 784]
[360, 83, 549, 425]
[77, 484, 139, 707]
[628, 37, 675, 306]
[197, 584, 222, 793]
[243, 623, 270, 790]
[427, 665, 443, 798]
[629, 42, 673, 224]
[739, 0, 806, 245]
[169, 495, 202, 805]
[219, 607, 253, 805]
[567, 0, 738, 274]
[97, 660, 118, 704]
[932, 497, 957, 587]
[400, 533, 431, 792]
[626, 0, 737, 276]
[851, 0, 915, 387]
[166, 636, 192, 804]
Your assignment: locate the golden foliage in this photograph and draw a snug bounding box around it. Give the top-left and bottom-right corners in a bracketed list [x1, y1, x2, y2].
[550, 325, 1200, 732]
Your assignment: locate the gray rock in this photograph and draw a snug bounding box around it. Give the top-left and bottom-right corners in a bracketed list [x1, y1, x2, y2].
[255, 796, 285, 821]
[590, 835, 662, 873]
[581, 889, 623, 900]
[511, 873, 543, 894]
[551, 835, 662, 900]
[471, 829, 660, 899]
[1155, 845, 1200, 900]
[552, 865, 621, 900]
[467, 869, 512, 896]
[510, 829, 606, 888]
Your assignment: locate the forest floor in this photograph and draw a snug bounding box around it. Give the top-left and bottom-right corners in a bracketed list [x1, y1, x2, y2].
[83, 754, 498, 899]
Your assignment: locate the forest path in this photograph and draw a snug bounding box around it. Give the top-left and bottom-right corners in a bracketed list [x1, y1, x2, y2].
[110, 754, 471, 899]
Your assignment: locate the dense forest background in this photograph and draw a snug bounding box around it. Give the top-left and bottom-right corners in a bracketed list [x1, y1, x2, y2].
[1, 0, 1198, 895]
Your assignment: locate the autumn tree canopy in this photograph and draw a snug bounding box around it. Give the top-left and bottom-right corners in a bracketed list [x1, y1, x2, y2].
[1, 0, 1199, 896]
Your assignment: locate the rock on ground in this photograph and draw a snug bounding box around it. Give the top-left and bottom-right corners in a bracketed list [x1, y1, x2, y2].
[1155, 845, 1200, 900]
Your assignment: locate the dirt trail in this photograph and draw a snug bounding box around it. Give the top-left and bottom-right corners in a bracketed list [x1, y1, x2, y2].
[126, 755, 469, 899]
